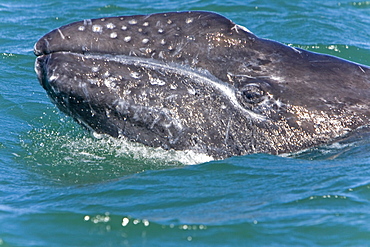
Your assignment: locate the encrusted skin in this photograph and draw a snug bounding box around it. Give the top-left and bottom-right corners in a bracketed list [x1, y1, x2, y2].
[34, 11, 370, 159]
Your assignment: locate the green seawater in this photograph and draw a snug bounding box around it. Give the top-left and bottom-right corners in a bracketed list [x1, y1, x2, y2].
[1, 0, 370, 246]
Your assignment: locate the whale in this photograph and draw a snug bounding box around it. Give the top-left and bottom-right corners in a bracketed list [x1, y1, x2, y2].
[34, 11, 370, 160]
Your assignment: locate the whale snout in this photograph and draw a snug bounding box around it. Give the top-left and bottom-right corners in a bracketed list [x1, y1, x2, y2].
[34, 37, 47, 56]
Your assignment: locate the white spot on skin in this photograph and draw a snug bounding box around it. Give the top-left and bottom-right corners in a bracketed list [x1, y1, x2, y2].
[78, 26, 85, 31]
[57, 29, 65, 39]
[88, 78, 99, 85]
[270, 75, 284, 82]
[187, 88, 196, 95]
[130, 72, 141, 79]
[124, 36, 131, 42]
[158, 51, 165, 58]
[92, 67, 100, 72]
[82, 46, 89, 52]
[106, 23, 116, 29]
[104, 77, 117, 90]
[110, 32, 117, 39]
[288, 46, 302, 54]
[150, 78, 166, 85]
[144, 48, 153, 54]
[129, 19, 137, 25]
[92, 25, 103, 33]
[142, 38, 149, 44]
[231, 25, 240, 33]
[49, 74, 59, 82]
[185, 18, 193, 24]
[234, 24, 253, 34]
[187, 35, 195, 41]
[83, 19, 92, 26]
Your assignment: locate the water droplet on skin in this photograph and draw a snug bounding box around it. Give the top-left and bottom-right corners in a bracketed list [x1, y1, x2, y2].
[122, 217, 130, 227]
[142, 219, 150, 227]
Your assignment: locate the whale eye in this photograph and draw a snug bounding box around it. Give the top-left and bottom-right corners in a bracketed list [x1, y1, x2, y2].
[241, 84, 265, 104]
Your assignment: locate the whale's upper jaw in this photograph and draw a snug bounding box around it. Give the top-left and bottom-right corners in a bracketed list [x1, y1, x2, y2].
[34, 11, 370, 159]
[34, 11, 242, 56]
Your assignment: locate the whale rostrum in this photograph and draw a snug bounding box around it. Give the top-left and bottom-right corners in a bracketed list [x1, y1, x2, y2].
[34, 11, 370, 159]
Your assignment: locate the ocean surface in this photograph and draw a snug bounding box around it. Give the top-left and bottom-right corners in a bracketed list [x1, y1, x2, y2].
[1, 0, 370, 246]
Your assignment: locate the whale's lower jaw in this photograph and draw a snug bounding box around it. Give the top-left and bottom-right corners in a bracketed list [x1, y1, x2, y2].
[35, 51, 273, 159]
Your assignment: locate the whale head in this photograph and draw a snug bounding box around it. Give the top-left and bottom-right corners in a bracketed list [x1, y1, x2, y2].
[34, 11, 370, 159]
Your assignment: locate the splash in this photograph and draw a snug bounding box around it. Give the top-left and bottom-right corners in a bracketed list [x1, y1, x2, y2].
[19, 113, 213, 184]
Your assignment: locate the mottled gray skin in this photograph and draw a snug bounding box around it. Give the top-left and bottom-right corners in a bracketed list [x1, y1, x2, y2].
[34, 11, 370, 159]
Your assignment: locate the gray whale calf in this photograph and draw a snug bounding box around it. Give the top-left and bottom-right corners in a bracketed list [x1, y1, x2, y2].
[34, 11, 370, 159]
